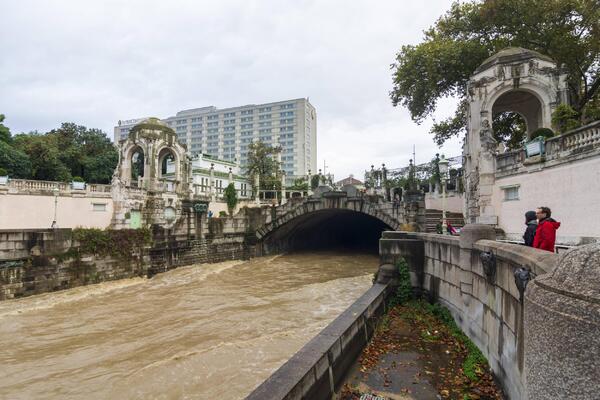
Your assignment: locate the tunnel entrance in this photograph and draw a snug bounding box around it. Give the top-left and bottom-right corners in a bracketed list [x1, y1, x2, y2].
[262, 210, 391, 254]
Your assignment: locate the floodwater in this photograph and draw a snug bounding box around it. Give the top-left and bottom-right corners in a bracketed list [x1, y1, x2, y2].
[0, 252, 378, 400]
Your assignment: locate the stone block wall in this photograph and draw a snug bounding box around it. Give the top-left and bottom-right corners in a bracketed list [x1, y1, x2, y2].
[0, 225, 254, 301]
[379, 226, 558, 400]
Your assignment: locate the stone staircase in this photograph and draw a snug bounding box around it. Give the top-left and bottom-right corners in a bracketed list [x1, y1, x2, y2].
[425, 209, 465, 233]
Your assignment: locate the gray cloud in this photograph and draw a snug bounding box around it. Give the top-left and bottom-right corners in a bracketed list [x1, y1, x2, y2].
[0, 0, 461, 179]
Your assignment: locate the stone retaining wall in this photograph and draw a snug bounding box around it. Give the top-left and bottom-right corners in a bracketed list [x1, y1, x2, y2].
[246, 283, 392, 400]
[379, 226, 558, 400]
[0, 227, 252, 300]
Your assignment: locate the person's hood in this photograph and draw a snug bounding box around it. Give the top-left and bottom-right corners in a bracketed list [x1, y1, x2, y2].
[525, 211, 537, 223]
[540, 218, 560, 230]
[526, 220, 537, 225]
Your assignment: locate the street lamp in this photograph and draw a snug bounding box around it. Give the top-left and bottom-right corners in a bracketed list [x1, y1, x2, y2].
[51, 186, 59, 228]
[438, 154, 449, 235]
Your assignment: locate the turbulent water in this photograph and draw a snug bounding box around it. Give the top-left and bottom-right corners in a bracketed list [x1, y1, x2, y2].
[0, 252, 378, 400]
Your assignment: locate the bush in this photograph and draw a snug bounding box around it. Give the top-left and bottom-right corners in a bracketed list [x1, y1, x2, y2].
[218, 210, 228, 218]
[0, 167, 7, 176]
[72, 227, 151, 260]
[72, 176, 85, 182]
[223, 182, 238, 216]
[530, 128, 554, 140]
[388, 257, 412, 307]
[552, 104, 580, 133]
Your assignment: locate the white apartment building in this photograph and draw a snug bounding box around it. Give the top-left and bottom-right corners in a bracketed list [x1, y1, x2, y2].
[114, 98, 317, 180]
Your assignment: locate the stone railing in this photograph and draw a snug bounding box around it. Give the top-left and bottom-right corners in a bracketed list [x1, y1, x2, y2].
[495, 120, 600, 175]
[1, 179, 112, 196]
[545, 120, 600, 160]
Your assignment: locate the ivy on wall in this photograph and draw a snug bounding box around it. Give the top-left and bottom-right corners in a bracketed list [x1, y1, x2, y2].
[72, 228, 152, 260]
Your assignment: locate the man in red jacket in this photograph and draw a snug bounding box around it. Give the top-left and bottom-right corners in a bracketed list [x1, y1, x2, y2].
[533, 206, 561, 252]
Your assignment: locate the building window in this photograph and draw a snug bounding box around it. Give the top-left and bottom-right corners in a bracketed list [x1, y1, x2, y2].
[224, 119, 236, 125]
[259, 121, 271, 127]
[92, 203, 107, 212]
[176, 119, 187, 125]
[241, 117, 253, 122]
[191, 117, 202, 122]
[280, 111, 294, 117]
[280, 103, 295, 109]
[502, 185, 520, 201]
[207, 115, 219, 120]
[258, 107, 272, 112]
[259, 114, 271, 120]
[208, 128, 218, 134]
[241, 109, 253, 115]
[241, 123, 253, 129]
[224, 112, 236, 118]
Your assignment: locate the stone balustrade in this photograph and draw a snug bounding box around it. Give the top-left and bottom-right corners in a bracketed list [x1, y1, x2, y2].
[1, 178, 111, 196]
[496, 120, 600, 176]
[545, 119, 600, 159]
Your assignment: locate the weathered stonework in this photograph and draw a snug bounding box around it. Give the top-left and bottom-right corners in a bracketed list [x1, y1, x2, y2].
[463, 47, 569, 224]
[525, 243, 600, 400]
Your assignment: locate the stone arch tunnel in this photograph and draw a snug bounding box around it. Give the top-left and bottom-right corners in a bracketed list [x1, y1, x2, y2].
[259, 209, 393, 254]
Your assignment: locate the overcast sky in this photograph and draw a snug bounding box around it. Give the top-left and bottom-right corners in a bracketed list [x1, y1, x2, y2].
[0, 0, 462, 180]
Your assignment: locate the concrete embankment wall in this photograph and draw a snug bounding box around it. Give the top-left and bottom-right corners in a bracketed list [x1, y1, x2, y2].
[0, 224, 253, 300]
[379, 227, 558, 400]
[246, 283, 392, 400]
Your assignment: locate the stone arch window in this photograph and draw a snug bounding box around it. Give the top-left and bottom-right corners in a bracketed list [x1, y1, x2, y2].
[130, 146, 145, 184]
[157, 147, 178, 180]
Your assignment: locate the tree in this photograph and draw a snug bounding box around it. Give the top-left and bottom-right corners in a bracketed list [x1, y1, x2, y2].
[223, 183, 238, 216]
[390, 0, 600, 145]
[0, 141, 32, 178]
[4, 121, 118, 183]
[492, 112, 527, 150]
[0, 114, 11, 143]
[244, 141, 282, 191]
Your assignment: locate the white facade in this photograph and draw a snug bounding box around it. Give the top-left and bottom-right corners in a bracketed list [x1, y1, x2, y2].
[114, 98, 317, 180]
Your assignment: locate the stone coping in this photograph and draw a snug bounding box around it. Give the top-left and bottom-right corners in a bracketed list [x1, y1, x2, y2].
[474, 239, 558, 276]
[246, 282, 390, 400]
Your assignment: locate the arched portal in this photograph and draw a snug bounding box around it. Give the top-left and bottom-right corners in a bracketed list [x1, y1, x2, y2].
[261, 209, 392, 254]
[492, 89, 543, 139]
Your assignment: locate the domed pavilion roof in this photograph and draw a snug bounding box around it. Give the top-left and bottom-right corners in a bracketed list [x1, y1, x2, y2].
[474, 47, 555, 74]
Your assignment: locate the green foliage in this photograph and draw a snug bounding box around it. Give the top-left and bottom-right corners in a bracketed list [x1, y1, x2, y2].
[531, 128, 555, 140]
[0, 167, 7, 176]
[0, 114, 11, 143]
[223, 182, 238, 216]
[492, 112, 527, 150]
[218, 210, 228, 218]
[72, 176, 84, 182]
[0, 118, 117, 183]
[72, 227, 152, 260]
[289, 177, 309, 191]
[244, 141, 282, 192]
[552, 104, 581, 133]
[390, 0, 600, 144]
[310, 174, 320, 189]
[388, 257, 413, 307]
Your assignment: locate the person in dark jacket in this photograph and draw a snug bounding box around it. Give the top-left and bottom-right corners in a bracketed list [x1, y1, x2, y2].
[523, 210, 537, 246]
[533, 206, 561, 252]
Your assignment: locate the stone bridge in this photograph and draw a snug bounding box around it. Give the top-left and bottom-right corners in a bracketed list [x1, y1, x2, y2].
[254, 189, 424, 254]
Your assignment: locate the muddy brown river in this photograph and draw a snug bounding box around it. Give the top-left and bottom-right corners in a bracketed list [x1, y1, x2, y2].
[0, 252, 378, 399]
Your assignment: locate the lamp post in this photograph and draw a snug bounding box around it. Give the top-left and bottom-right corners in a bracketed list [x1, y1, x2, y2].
[51, 186, 59, 228]
[438, 154, 449, 235]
